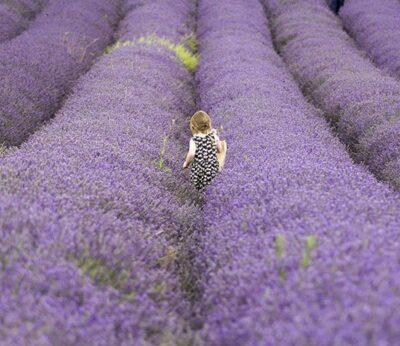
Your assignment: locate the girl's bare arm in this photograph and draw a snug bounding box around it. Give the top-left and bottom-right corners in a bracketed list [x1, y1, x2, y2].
[212, 129, 223, 153]
[216, 139, 223, 153]
[183, 138, 196, 168]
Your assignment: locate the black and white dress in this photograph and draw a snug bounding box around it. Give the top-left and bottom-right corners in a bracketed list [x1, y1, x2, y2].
[190, 131, 219, 191]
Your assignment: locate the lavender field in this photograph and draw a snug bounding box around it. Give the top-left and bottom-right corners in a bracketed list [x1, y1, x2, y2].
[1, 0, 400, 345]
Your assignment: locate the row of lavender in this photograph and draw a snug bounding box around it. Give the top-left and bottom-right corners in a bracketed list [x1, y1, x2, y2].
[0, 0, 202, 344]
[340, 0, 400, 80]
[191, 0, 400, 344]
[263, 0, 400, 190]
[0, 0, 46, 42]
[0, 0, 120, 147]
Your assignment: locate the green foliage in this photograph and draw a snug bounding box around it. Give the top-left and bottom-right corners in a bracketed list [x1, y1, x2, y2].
[302, 235, 317, 269]
[103, 40, 134, 54]
[306, 235, 317, 251]
[104, 33, 199, 72]
[12, 276, 24, 296]
[157, 245, 176, 269]
[178, 32, 199, 71]
[155, 135, 169, 171]
[302, 251, 311, 269]
[121, 291, 137, 302]
[0, 142, 6, 155]
[275, 234, 285, 258]
[275, 234, 286, 282]
[278, 267, 287, 282]
[175, 44, 198, 72]
[148, 281, 168, 303]
[186, 33, 198, 53]
[75, 254, 130, 292]
[152, 281, 167, 294]
[156, 157, 165, 170]
[275, 234, 317, 281]
[0, 255, 7, 272]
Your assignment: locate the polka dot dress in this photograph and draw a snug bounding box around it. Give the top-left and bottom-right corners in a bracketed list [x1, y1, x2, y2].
[190, 132, 219, 191]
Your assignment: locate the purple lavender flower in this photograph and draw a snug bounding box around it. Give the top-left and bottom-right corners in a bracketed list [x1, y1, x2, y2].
[0, 0, 120, 147]
[0, 0, 47, 42]
[1, 0, 46, 18]
[192, 0, 400, 344]
[0, 4, 28, 42]
[0, 0, 200, 344]
[340, 0, 400, 80]
[264, 0, 400, 190]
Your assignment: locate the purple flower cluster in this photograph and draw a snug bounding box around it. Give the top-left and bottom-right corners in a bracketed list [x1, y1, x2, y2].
[119, 0, 194, 43]
[340, 0, 400, 80]
[0, 0, 46, 43]
[0, 0, 45, 17]
[0, 4, 28, 42]
[0, 0, 121, 147]
[193, 0, 400, 344]
[264, 0, 400, 190]
[0, 0, 200, 344]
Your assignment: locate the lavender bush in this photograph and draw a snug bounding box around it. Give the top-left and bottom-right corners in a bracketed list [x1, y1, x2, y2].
[192, 0, 400, 344]
[0, 0, 46, 42]
[0, 0, 202, 344]
[263, 0, 400, 190]
[0, 0, 45, 18]
[0, 0, 120, 147]
[0, 4, 28, 42]
[340, 0, 400, 80]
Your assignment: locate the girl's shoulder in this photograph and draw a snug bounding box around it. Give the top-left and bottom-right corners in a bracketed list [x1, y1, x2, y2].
[193, 129, 216, 136]
[193, 129, 218, 142]
[191, 135, 203, 144]
[192, 133, 207, 139]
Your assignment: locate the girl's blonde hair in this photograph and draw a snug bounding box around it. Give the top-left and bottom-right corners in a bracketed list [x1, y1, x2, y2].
[190, 110, 212, 135]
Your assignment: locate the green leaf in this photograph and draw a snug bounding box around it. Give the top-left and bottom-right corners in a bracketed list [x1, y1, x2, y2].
[302, 251, 311, 269]
[278, 267, 287, 282]
[306, 235, 317, 250]
[275, 234, 285, 258]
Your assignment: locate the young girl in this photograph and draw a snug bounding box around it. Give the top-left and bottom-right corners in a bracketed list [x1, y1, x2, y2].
[182, 110, 227, 191]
